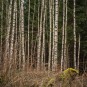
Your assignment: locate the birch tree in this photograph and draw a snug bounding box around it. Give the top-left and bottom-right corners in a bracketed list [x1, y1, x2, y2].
[53, 0, 59, 71]
[64, 0, 68, 70]
[48, 0, 52, 71]
[9, 0, 16, 72]
[37, 0, 44, 70]
[41, 0, 46, 70]
[52, 0, 55, 71]
[61, 0, 65, 71]
[20, 0, 25, 70]
[0, 0, 3, 65]
[14, 4, 18, 71]
[27, 0, 30, 69]
[73, 0, 76, 69]
[77, 34, 80, 70]
[4, 0, 12, 72]
[18, 0, 22, 70]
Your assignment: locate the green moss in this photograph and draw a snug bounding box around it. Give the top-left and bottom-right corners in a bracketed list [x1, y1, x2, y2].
[47, 78, 55, 87]
[41, 77, 55, 87]
[58, 68, 79, 87]
[59, 68, 79, 81]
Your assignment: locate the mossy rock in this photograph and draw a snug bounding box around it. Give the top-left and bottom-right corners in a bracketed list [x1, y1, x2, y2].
[59, 68, 79, 81]
[58, 68, 79, 87]
[41, 68, 79, 87]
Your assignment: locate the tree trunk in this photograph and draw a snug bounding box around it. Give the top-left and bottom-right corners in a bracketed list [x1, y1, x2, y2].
[48, 0, 52, 71]
[73, 0, 76, 69]
[4, 0, 12, 72]
[20, 0, 25, 71]
[64, 0, 68, 70]
[77, 34, 80, 70]
[9, 0, 16, 72]
[61, 0, 65, 71]
[27, 0, 30, 70]
[53, 0, 59, 71]
[37, 0, 44, 70]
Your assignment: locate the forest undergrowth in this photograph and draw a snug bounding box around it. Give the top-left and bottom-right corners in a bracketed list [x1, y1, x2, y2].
[0, 68, 87, 87]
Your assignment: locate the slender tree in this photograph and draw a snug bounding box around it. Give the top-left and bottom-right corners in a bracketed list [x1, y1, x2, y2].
[61, 0, 65, 71]
[9, 0, 16, 72]
[53, 0, 59, 71]
[48, 0, 52, 71]
[0, 0, 3, 65]
[27, 0, 30, 69]
[41, 0, 46, 70]
[20, 0, 25, 70]
[77, 34, 80, 70]
[14, 2, 18, 71]
[31, 0, 36, 68]
[73, 0, 76, 69]
[64, 0, 68, 70]
[52, 0, 55, 71]
[4, 0, 12, 72]
[18, 0, 22, 70]
[37, 0, 44, 70]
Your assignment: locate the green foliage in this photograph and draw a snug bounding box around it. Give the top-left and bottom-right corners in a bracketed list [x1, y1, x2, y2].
[41, 77, 55, 87]
[41, 68, 78, 87]
[58, 68, 79, 87]
[59, 68, 79, 81]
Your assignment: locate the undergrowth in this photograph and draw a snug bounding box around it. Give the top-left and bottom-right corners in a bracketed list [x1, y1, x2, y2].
[0, 68, 87, 87]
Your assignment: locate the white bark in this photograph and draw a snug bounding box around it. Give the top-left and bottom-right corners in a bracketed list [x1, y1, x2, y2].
[64, 0, 68, 70]
[61, 0, 65, 71]
[48, 0, 52, 71]
[73, 0, 76, 69]
[20, 0, 25, 70]
[4, 0, 12, 72]
[41, 0, 46, 70]
[52, 0, 55, 71]
[14, 1, 18, 71]
[18, 0, 22, 70]
[77, 34, 80, 70]
[9, 0, 16, 71]
[53, 0, 59, 71]
[37, 0, 44, 70]
[27, 0, 30, 69]
[0, 0, 3, 64]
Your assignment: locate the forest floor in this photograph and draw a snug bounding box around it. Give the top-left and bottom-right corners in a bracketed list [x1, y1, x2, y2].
[0, 70, 87, 87]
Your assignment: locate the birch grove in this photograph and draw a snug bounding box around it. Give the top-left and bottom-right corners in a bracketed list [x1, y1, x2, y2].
[0, 0, 85, 76]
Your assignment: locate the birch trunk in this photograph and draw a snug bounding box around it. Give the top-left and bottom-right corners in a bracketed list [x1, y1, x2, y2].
[64, 0, 68, 70]
[41, 0, 46, 70]
[73, 0, 76, 69]
[37, 0, 40, 70]
[37, 0, 44, 70]
[20, 0, 25, 70]
[61, 0, 65, 71]
[77, 34, 80, 70]
[48, 0, 52, 71]
[9, 0, 16, 72]
[0, 0, 3, 65]
[4, 0, 12, 72]
[27, 0, 30, 69]
[14, 1, 17, 71]
[18, 0, 22, 70]
[52, 0, 55, 71]
[53, 0, 59, 71]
